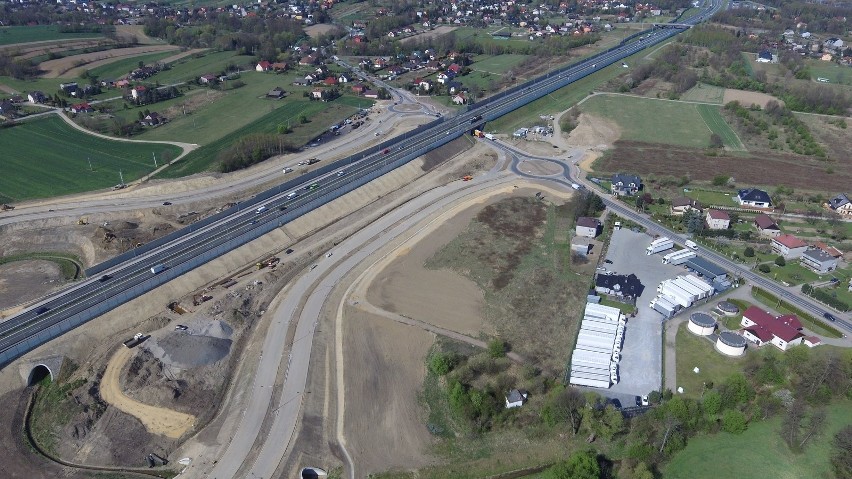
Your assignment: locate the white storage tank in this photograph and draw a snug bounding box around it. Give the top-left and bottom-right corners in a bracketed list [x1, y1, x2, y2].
[688, 312, 717, 336]
[716, 331, 746, 357]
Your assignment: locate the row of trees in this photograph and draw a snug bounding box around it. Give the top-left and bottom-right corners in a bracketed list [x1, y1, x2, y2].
[712, 1, 852, 36]
[218, 133, 298, 173]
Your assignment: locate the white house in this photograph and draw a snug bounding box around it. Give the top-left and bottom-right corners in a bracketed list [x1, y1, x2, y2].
[505, 389, 528, 408]
[576, 217, 601, 238]
[800, 248, 839, 274]
[740, 306, 803, 351]
[705, 209, 730, 230]
[826, 193, 852, 216]
[736, 188, 772, 208]
[771, 234, 808, 259]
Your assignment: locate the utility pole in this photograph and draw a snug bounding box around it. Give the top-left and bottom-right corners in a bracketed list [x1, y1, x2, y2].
[119, 170, 125, 186]
[87, 157, 93, 171]
[152, 152, 158, 168]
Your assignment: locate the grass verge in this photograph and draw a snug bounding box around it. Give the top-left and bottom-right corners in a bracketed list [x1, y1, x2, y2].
[0, 251, 84, 280]
[29, 376, 87, 455]
[675, 322, 749, 399]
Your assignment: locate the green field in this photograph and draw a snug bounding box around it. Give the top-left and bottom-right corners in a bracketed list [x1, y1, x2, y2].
[154, 97, 362, 178]
[86, 51, 178, 81]
[0, 116, 182, 202]
[149, 50, 245, 84]
[664, 399, 852, 479]
[806, 59, 852, 86]
[680, 83, 725, 104]
[0, 25, 102, 46]
[580, 94, 712, 148]
[0, 76, 68, 96]
[470, 54, 529, 75]
[696, 104, 744, 149]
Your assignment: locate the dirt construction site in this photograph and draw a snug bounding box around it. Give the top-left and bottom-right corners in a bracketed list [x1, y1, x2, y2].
[0, 117, 588, 478]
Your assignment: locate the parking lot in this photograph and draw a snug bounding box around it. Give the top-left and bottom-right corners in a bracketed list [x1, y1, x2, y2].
[602, 228, 688, 401]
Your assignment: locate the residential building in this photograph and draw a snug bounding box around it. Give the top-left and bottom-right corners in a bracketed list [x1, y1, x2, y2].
[736, 188, 772, 208]
[740, 306, 804, 351]
[800, 248, 839, 274]
[0, 100, 16, 116]
[826, 193, 852, 216]
[576, 217, 601, 238]
[256, 60, 271, 72]
[266, 87, 285, 99]
[757, 50, 772, 62]
[670, 196, 701, 216]
[571, 237, 594, 256]
[199, 74, 217, 84]
[610, 173, 641, 196]
[27, 91, 47, 104]
[310, 89, 324, 100]
[505, 389, 528, 408]
[70, 102, 93, 114]
[754, 214, 781, 237]
[451, 93, 466, 105]
[771, 234, 808, 259]
[363, 90, 379, 99]
[595, 273, 642, 299]
[705, 209, 730, 230]
[813, 242, 843, 259]
[130, 85, 146, 99]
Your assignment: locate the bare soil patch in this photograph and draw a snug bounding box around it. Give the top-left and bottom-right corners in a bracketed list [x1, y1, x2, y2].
[400, 26, 457, 45]
[518, 158, 563, 175]
[595, 140, 852, 192]
[566, 112, 621, 149]
[366, 205, 490, 338]
[0, 260, 63, 310]
[40, 45, 179, 78]
[1, 39, 109, 59]
[342, 306, 435, 474]
[304, 24, 339, 38]
[722, 88, 785, 109]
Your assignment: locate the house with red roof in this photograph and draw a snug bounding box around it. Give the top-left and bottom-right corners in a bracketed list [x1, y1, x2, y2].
[130, 85, 146, 99]
[71, 102, 93, 114]
[323, 76, 337, 86]
[705, 209, 730, 230]
[740, 306, 804, 350]
[256, 61, 271, 72]
[772, 234, 808, 259]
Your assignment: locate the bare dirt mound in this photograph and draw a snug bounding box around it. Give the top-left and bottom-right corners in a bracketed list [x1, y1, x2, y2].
[722, 89, 784, 109]
[567, 112, 621, 150]
[0, 260, 63, 310]
[145, 327, 232, 369]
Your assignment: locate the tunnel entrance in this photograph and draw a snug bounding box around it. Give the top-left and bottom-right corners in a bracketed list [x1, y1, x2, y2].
[27, 365, 52, 386]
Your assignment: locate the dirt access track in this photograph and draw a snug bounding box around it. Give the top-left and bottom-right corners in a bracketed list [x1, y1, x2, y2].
[100, 346, 196, 439]
[39, 45, 180, 78]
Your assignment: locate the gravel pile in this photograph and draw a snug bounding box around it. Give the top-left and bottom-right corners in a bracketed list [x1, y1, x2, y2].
[146, 320, 233, 369]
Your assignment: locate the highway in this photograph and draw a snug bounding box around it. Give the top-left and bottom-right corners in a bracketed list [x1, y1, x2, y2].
[0, 0, 726, 366]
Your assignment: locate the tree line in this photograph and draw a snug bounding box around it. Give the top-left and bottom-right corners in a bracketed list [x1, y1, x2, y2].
[218, 133, 298, 173]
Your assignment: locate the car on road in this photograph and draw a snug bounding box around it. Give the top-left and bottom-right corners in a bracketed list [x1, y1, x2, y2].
[35, 306, 50, 315]
[283, 167, 293, 173]
[255, 206, 267, 214]
[99, 274, 112, 282]
[285, 248, 294, 254]
[162, 201, 172, 206]
[604, 259, 613, 264]
[325, 252, 333, 258]
[175, 324, 188, 331]
[383, 148, 390, 154]
[635, 396, 643, 407]
[337, 170, 346, 177]
[824, 312, 837, 322]
[250, 220, 258, 224]
[297, 161, 307, 166]
[641, 395, 650, 406]
[287, 192, 298, 199]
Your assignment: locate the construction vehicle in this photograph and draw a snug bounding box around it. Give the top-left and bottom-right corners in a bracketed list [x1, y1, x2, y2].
[78, 216, 88, 225]
[256, 256, 280, 270]
[472, 129, 484, 138]
[1, 204, 14, 211]
[462, 175, 473, 181]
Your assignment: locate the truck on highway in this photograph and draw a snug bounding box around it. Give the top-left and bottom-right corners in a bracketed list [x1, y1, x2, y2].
[484, 133, 495, 140]
[571, 183, 581, 190]
[255, 205, 268, 214]
[646, 237, 674, 255]
[307, 158, 320, 165]
[150, 264, 167, 274]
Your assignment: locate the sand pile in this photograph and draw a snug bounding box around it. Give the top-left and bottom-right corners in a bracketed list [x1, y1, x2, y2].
[145, 320, 233, 369]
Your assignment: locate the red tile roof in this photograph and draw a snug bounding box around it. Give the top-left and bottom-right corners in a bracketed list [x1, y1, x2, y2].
[774, 234, 807, 249]
[742, 306, 804, 343]
[776, 314, 803, 330]
[814, 241, 843, 258]
[744, 326, 774, 342]
[707, 209, 729, 220]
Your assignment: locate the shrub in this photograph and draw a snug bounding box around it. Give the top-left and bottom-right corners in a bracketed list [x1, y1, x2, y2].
[487, 339, 507, 358]
[722, 409, 748, 434]
[775, 256, 786, 267]
[758, 264, 771, 273]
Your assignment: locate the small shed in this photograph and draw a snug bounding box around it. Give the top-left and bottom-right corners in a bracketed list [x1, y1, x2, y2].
[505, 389, 528, 408]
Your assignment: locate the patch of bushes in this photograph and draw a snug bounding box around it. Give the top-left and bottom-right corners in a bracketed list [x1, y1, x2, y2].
[801, 283, 850, 312]
[218, 133, 297, 172]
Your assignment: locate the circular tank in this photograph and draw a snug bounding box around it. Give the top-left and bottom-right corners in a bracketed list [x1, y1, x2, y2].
[688, 312, 717, 336]
[717, 301, 740, 317]
[716, 331, 747, 356]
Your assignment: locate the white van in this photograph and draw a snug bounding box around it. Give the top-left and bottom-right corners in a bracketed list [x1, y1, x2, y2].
[256, 205, 268, 214]
[685, 240, 698, 250]
[286, 192, 298, 199]
[151, 264, 167, 274]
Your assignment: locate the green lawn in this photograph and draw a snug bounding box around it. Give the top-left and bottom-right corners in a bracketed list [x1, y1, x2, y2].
[470, 54, 530, 75]
[0, 76, 70, 96]
[0, 115, 182, 202]
[578, 94, 713, 148]
[684, 188, 737, 207]
[675, 322, 750, 399]
[696, 103, 744, 150]
[86, 51, 178, 81]
[0, 25, 102, 46]
[664, 399, 852, 479]
[806, 59, 852, 86]
[756, 261, 820, 287]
